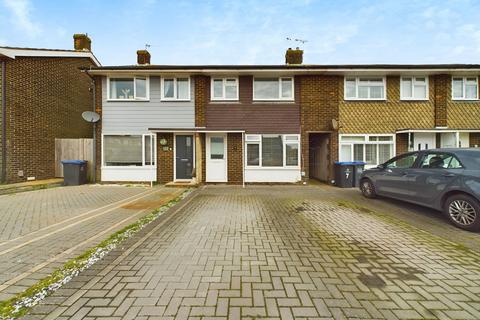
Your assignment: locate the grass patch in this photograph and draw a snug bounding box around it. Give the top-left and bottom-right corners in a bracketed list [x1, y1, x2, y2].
[0, 188, 192, 320]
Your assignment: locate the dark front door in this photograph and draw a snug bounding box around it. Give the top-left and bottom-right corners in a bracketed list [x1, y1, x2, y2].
[175, 135, 194, 180]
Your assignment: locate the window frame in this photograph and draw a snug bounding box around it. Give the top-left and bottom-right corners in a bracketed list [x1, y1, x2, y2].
[252, 77, 295, 101]
[400, 76, 429, 101]
[102, 134, 156, 168]
[107, 76, 150, 101]
[211, 77, 239, 101]
[452, 76, 479, 101]
[160, 77, 191, 101]
[244, 134, 300, 169]
[344, 76, 387, 101]
[339, 134, 395, 167]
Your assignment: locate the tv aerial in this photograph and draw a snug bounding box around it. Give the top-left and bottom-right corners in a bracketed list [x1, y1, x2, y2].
[286, 37, 308, 45]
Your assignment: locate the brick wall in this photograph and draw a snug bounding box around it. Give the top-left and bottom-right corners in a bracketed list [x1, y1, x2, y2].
[5, 57, 94, 183]
[470, 133, 480, 148]
[157, 133, 174, 183]
[194, 75, 209, 127]
[299, 75, 340, 180]
[396, 133, 409, 155]
[227, 133, 243, 184]
[339, 76, 435, 134]
[434, 74, 449, 127]
[0, 60, 4, 182]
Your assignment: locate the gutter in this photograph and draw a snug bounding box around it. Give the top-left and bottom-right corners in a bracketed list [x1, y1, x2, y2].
[1, 60, 6, 183]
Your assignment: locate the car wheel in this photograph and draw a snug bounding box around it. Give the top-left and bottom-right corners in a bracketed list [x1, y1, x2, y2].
[444, 194, 480, 232]
[360, 179, 377, 199]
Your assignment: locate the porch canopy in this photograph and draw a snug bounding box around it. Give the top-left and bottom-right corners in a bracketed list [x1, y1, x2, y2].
[148, 127, 245, 133]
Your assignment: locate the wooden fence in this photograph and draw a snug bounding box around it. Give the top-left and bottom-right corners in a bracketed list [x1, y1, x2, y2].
[55, 138, 94, 181]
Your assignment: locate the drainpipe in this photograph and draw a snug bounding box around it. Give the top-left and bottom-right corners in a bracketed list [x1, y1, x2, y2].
[242, 131, 245, 188]
[1, 61, 6, 183]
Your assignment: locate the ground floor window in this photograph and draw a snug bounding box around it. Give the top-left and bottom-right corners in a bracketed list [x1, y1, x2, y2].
[245, 134, 300, 168]
[103, 134, 156, 167]
[339, 134, 394, 165]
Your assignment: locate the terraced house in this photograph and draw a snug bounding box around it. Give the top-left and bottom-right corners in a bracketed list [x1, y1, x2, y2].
[87, 48, 480, 185]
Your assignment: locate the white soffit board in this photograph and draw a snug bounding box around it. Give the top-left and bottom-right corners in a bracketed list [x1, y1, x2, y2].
[0, 47, 101, 66]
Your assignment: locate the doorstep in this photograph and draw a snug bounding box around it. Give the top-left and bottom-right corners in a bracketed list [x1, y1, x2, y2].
[165, 180, 199, 188]
[0, 178, 63, 195]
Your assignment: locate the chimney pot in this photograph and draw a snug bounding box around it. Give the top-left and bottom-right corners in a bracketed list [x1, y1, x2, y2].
[137, 50, 151, 65]
[73, 34, 91, 51]
[285, 47, 303, 65]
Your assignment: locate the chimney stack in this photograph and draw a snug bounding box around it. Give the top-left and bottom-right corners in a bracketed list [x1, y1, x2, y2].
[73, 34, 91, 51]
[285, 47, 303, 65]
[137, 50, 151, 65]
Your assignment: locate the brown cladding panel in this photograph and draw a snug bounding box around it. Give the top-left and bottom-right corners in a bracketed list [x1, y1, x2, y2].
[205, 75, 300, 133]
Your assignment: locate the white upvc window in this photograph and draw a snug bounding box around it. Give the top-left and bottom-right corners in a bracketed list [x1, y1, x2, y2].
[211, 78, 239, 100]
[339, 134, 395, 167]
[161, 77, 191, 100]
[102, 134, 156, 167]
[108, 77, 149, 100]
[344, 77, 386, 100]
[452, 76, 478, 100]
[253, 77, 294, 101]
[245, 134, 300, 168]
[400, 76, 428, 100]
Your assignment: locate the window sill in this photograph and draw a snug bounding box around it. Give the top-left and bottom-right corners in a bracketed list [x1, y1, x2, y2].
[344, 98, 387, 101]
[209, 101, 241, 104]
[160, 99, 191, 102]
[107, 99, 150, 102]
[452, 98, 479, 101]
[102, 166, 156, 169]
[252, 99, 295, 102]
[245, 166, 300, 170]
[400, 98, 429, 101]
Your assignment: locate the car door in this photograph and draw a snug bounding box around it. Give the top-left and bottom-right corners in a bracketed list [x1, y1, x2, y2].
[408, 152, 464, 205]
[375, 152, 420, 201]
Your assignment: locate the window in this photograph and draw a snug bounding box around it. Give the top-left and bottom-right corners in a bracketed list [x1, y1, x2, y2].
[385, 153, 418, 169]
[245, 134, 299, 168]
[253, 78, 294, 100]
[419, 153, 463, 169]
[210, 137, 225, 159]
[108, 77, 149, 100]
[339, 135, 394, 166]
[103, 134, 155, 167]
[401, 76, 428, 100]
[211, 78, 238, 100]
[345, 77, 386, 100]
[452, 77, 478, 100]
[161, 77, 190, 100]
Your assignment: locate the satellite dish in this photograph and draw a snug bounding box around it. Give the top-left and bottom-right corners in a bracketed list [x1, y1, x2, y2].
[331, 118, 339, 130]
[82, 111, 100, 123]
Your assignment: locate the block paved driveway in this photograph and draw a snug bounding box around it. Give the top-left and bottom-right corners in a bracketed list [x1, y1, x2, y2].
[26, 185, 480, 319]
[0, 184, 184, 301]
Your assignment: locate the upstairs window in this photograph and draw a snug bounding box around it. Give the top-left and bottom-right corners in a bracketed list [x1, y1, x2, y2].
[345, 77, 386, 100]
[161, 77, 190, 100]
[108, 77, 149, 100]
[452, 77, 478, 100]
[253, 77, 294, 100]
[211, 78, 238, 100]
[401, 76, 428, 100]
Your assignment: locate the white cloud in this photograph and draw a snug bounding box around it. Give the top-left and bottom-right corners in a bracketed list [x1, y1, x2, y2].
[2, 0, 41, 36]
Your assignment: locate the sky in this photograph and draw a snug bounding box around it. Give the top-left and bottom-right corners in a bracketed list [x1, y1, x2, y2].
[1, 0, 480, 66]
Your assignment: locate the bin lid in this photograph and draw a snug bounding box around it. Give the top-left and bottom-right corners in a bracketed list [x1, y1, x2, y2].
[335, 161, 366, 165]
[61, 160, 87, 165]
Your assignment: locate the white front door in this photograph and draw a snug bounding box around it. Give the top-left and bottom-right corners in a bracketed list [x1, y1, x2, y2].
[206, 133, 227, 182]
[413, 133, 436, 150]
